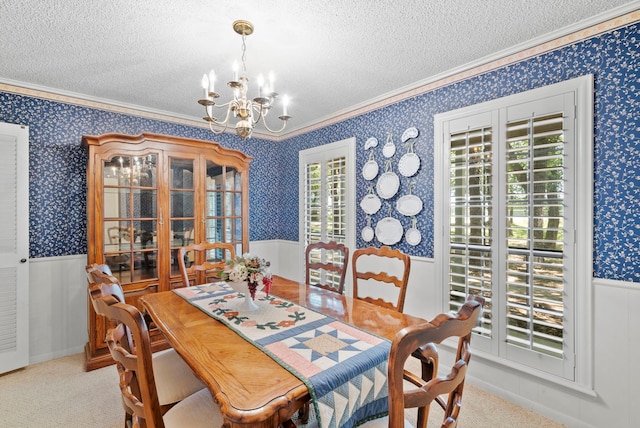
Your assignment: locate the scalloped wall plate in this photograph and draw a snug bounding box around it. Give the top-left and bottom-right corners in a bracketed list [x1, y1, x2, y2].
[364, 137, 378, 150]
[360, 193, 382, 214]
[382, 140, 396, 158]
[376, 171, 399, 199]
[396, 194, 423, 216]
[401, 126, 419, 142]
[406, 227, 422, 246]
[362, 160, 379, 180]
[398, 152, 420, 177]
[375, 217, 403, 245]
[361, 226, 374, 242]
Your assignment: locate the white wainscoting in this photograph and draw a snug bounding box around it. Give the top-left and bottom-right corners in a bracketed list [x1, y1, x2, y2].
[466, 278, 640, 428]
[250, 239, 301, 283]
[27, 245, 639, 427]
[28, 254, 88, 364]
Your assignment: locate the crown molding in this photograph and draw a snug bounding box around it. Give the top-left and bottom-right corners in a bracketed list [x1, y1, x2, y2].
[281, 5, 639, 140]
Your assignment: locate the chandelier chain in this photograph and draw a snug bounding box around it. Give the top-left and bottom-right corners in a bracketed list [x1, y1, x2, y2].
[241, 34, 247, 73]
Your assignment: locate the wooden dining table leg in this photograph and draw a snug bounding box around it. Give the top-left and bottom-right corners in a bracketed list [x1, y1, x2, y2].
[281, 420, 297, 428]
[297, 403, 310, 424]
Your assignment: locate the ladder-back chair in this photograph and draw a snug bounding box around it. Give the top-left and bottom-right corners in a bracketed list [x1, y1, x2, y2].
[361, 295, 485, 428]
[352, 245, 411, 312]
[86, 265, 206, 420]
[91, 292, 223, 428]
[305, 241, 349, 294]
[178, 242, 235, 287]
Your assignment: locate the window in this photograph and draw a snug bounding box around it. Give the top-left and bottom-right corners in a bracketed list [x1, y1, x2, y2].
[299, 138, 356, 288]
[434, 75, 593, 386]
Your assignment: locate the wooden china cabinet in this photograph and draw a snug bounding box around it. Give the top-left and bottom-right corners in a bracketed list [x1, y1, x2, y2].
[82, 133, 251, 370]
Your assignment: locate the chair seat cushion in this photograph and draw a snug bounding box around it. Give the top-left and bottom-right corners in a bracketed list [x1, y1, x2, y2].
[153, 349, 205, 405]
[163, 388, 224, 427]
[359, 415, 414, 428]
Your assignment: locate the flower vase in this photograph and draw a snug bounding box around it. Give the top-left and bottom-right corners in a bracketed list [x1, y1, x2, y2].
[228, 281, 261, 312]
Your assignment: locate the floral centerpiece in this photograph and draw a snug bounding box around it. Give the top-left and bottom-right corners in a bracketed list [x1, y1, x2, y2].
[219, 253, 273, 300]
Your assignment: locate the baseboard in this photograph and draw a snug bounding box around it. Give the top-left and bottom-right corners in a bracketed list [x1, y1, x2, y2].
[30, 345, 86, 365]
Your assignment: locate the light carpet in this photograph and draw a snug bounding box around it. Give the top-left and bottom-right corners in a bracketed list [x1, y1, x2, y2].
[0, 353, 565, 427]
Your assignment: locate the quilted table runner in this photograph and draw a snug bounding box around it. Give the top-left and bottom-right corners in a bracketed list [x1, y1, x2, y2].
[174, 282, 390, 428]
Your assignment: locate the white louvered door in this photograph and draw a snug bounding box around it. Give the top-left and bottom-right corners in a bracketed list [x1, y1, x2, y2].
[0, 122, 29, 374]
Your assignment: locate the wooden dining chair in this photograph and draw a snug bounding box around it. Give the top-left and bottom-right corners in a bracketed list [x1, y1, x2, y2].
[86, 263, 124, 301]
[305, 241, 349, 294]
[178, 242, 235, 287]
[86, 262, 113, 277]
[86, 265, 206, 419]
[360, 295, 485, 428]
[92, 292, 224, 428]
[352, 245, 411, 312]
[87, 263, 144, 328]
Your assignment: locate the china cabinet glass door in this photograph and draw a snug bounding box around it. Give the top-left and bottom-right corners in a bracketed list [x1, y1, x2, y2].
[169, 157, 196, 277]
[205, 160, 243, 259]
[103, 154, 158, 283]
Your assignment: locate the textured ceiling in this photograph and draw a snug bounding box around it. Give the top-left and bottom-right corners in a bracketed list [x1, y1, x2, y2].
[0, 0, 636, 137]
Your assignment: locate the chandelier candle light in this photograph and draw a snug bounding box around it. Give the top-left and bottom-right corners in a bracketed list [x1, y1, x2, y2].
[198, 20, 291, 139]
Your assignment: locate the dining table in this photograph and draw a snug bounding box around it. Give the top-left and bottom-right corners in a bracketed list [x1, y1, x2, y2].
[140, 275, 427, 428]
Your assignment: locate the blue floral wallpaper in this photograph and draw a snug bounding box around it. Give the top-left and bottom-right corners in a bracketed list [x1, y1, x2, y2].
[0, 22, 637, 282]
[0, 96, 281, 256]
[277, 23, 639, 281]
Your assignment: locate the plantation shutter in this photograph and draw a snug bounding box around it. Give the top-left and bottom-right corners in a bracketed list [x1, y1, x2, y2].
[504, 112, 566, 357]
[444, 92, 576, 379]
[448, 118, 495, 341]
[303, 155, 347, 288]
[304, 161, 323, 245]
[325, 157, 347, 242]
[501, 94, 575, 379]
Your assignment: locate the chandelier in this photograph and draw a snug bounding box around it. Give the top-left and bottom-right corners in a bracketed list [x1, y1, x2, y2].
[197, 20, 291, 139]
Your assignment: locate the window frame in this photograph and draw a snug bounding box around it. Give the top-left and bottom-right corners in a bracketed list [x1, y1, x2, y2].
[298, 137, 356, 290]
[434, 75, 594, 389]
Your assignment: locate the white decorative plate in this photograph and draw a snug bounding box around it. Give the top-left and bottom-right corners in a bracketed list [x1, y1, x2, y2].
[398, 152, 420, 177]
[396, 194, 423, 216]
[361, 226, 374, 242]
[382, 139, 396, 158]
[401, 126, 419, 142]
[361, 159, 379, 181]
[375, 216, 403, 245]
[406, 227, 422, 246]
[364, 137, 378, 150]
[360, 193, 382, 215]
[376, 171, 400, 199]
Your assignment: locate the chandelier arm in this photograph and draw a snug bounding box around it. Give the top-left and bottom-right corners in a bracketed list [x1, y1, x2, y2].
[251, 103, 266, 123]
[208, 119, 228, 135]
[248, 101, 257, 124]
[205, 105, 234, 134]
[210, 100, 235, 109]
[202, 102, 231, 124]
[259, 114, 288, 134]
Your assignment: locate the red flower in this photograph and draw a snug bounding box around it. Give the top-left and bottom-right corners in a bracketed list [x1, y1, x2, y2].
[263, 276, 273, 295]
